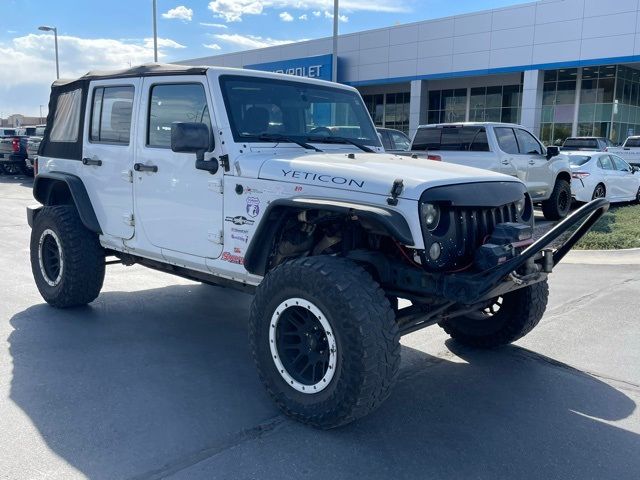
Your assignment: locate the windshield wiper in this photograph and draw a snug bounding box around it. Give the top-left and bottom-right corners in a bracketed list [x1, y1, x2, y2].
[305, 135, 375, 153]
[254, 133, 322, 152]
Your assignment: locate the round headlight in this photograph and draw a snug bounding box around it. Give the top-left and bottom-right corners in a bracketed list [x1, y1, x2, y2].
[422, 203, 440, 231]
[516, 196, 527, 215]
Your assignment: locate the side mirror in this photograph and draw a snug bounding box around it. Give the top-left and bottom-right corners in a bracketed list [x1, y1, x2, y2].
[171, 122, 218, 173]
[546, 145, 560, 160]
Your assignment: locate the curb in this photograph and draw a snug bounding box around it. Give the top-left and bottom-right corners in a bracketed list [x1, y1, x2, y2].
[562, 248, 640, 265]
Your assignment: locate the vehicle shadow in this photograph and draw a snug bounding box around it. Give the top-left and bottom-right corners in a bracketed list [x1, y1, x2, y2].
[8, 283, 639, 480]
[0, 173, 33, 187]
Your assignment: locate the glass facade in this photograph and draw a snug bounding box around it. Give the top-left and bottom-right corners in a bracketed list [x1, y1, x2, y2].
[540, 68, 578, 146]
[427, 88, 467, 124]
[469, 85, 522, 123]
[362, 92, 410, 133]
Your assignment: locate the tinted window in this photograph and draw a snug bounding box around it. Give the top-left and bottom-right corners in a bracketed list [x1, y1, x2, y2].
[515, 129, 543, 154]
[495, 127, 519, 154]
[90, 86, 134, 144]
[389, 130, 411, 151]
[380, 131, 393, 150]
[611, 155, 631, 171]
[598, 155, 614, 170]
[625, 137, 640, 147]
[562, 138, 599, 149]
[413, 126, 488, 151]
[148, 83, 211, 148]
[569, 155, 591, 166]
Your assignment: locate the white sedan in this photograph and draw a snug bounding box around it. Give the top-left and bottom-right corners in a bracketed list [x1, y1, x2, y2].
[568, 152, 640, 203]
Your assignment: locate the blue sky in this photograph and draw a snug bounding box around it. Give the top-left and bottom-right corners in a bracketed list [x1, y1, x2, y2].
[0, 0, 531, 116]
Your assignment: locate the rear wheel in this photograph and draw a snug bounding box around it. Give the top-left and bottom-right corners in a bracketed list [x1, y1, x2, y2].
[541, 179, 571, 220]
[249, 256, 400, 429]
[592, 183, 606, 200]
[30, 205, 105, 308]
[439, 280, 549, 348]
[19, 163, 34, 177]
[1, 164, 21, 175]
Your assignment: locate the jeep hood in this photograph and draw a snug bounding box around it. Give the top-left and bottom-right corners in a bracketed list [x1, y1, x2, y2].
[254, 151, 520, 200]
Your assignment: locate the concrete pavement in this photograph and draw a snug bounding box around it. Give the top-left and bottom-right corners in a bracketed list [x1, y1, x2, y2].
[1, 175, 638, 480]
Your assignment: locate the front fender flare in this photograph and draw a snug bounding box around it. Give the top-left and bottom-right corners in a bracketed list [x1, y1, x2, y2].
[243, 197, 414, 276]
[32, 172, 102, 233]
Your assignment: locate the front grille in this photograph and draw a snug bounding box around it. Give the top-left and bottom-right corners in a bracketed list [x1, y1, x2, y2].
[452, 203, 519, 259]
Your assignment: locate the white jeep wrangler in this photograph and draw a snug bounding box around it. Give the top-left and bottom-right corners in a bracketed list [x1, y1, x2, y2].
[28, 65, 608, 428]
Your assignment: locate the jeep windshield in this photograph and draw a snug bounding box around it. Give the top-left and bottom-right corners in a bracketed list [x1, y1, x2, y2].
[219, 75, 380, 149]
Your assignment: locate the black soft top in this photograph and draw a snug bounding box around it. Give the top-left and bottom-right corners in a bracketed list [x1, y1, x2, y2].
[52, 63, 208, 88]
[41, 64, 208, 161]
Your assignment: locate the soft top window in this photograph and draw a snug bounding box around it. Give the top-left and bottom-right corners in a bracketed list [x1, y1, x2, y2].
[49, 88, 82, 142]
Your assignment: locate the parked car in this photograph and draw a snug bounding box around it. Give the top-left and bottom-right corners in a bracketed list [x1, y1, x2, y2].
[569, 152, 640, 203]
[561, 137, 614, 152]
[377, 127, 411, 152]
[0, 134, 30, 175]
[0, 128, 17, 137]
[24, 124, 46, 175]
[409, 123, 573, 220]
[607, 136, 640, 167]
[28, 64, 607, 428]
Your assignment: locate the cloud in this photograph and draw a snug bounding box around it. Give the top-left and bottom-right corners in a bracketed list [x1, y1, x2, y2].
[203, 43, 222, 50]
[162, 5, 193, 21]
[214, 33, 300, 49]
[324, 10, 348, 22]
[279, 11, 294, 21]
[208, 0, 408, 22]
[199, 22, 228, 28]
[0, 34, 187, 115]
[299, 14, 308, 20]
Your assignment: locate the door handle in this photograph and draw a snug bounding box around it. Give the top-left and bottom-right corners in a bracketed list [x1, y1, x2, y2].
[528, 160, 536, 165]
[501, 159, 510, 165]
[82, 157, 102, 166]
[133, 163, 158, 173]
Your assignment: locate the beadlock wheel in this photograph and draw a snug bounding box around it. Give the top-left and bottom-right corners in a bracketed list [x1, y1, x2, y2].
[269, 298, 337, 394]
[38, 228, 64, 287]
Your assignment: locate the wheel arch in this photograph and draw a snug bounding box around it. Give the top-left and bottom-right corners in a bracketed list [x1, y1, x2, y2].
[556, 170, 572, 185]
[32, 172, 102, 234]
[243, 198, 414, 276]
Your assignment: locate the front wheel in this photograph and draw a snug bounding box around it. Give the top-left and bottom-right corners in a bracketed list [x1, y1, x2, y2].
[439, 280, 549, 348]
[30, 205, 105, 308]
[249, 256, 400, 429]
[541, 179, 571, 220]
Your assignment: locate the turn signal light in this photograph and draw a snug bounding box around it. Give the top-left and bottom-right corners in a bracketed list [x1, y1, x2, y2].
[427, 154, 442, 161]
[572, 171, 590, 179]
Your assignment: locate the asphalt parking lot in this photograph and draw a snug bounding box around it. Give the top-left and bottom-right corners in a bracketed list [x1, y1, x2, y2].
[1, 175, 639, 480]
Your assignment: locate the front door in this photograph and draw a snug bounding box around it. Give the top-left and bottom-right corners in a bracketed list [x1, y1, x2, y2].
[81, 78, 140, 239]
[134, 76, 224, 259]
[513, 128, 551, 200]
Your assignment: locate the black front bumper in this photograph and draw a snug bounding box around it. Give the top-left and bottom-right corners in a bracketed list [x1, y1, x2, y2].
[380, 198, 610, 305]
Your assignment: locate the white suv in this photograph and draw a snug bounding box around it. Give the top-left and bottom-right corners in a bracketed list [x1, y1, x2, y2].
[27, 64, 607, 428]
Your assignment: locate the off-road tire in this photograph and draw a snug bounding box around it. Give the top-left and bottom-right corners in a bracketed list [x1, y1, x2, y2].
[1, 164, 21, 176]
[30, 205, 105, 308]
[439, 280, 549, 348]
[541, 178, 571, 220]
[249, 256, 400, 429]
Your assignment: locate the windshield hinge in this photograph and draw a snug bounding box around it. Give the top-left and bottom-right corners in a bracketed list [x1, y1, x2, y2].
[219, 154, 230, 172]
[208, 179, 223, 193]
[123, 213, 134, 226]
[122, 169, 133, 183]
[387, 179, 404, 206]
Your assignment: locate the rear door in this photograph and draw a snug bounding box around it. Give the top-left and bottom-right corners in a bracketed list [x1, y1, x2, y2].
[134, 76, 224, 260]
[493, 127, 523, 180]
[81, 79, 139, 239]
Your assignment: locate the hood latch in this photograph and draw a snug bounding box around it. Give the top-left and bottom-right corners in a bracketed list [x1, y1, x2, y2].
[387, 179, 404, 206]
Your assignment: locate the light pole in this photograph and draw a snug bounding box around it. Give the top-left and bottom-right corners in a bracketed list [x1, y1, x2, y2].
[332, 0, 339, 82]
[152, 0, 158, 62]
[38, 25, 59, 79]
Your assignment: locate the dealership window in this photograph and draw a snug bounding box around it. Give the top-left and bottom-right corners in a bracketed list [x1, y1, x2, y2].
[469, 84, 522, 123]
[361, 92, 410, 133]
[90, 86, 134, 144]
[427, 88, 467, 124]
[539, 68, 577, 146]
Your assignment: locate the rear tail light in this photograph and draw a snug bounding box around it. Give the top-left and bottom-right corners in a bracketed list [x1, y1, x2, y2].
[427, 154, 442, 161]
[572, 171, 590, 179]
[11, 138, 19, 153]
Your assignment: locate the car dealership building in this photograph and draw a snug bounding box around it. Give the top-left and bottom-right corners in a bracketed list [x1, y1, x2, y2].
[181, 0, 640, 145]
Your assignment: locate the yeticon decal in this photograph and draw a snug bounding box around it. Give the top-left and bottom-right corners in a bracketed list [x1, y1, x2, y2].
[222, 252, 244, 264]
[225, 216, 255, 226]
[281, 170, 365, 189]
[246, 196, 260, 218]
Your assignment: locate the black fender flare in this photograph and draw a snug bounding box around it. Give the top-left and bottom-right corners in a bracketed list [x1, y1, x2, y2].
[243, 197, 414, 276]
[32, 172, 102, 233]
